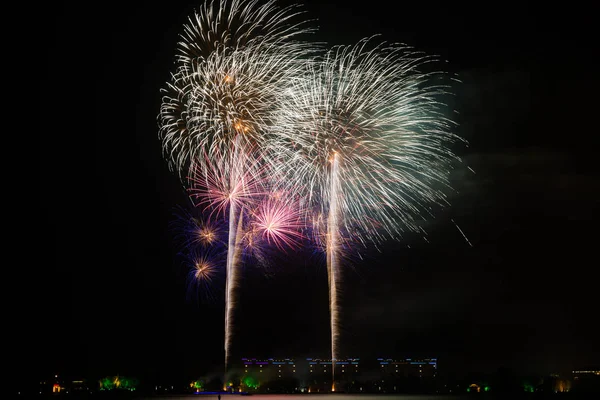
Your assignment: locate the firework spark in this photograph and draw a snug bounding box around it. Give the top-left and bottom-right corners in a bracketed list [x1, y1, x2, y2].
[269, 36, 462, 384]
[176, 0, 314, 66]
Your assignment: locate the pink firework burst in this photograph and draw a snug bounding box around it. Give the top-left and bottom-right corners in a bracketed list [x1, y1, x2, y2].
[188, 145, 268, 218]
[251, 196, 305, 251]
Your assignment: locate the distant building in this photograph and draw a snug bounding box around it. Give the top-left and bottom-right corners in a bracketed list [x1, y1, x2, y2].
[372, 358, 438, 393]
[573, 369, 600, 378]
[240, 358, 299, 393]
[239, 357, 361, 392]
[304, 357, 361, 392]
[239, 356, 438, 393]
[241, 358, 296, 380]
[377, 357, 438, 379]
[572, 369, 600, 393]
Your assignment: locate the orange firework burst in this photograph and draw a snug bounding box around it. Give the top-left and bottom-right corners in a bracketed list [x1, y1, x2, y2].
[184, 247, 223, 303]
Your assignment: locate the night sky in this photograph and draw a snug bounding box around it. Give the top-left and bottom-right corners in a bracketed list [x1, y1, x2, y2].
[21, 0, 599, 386]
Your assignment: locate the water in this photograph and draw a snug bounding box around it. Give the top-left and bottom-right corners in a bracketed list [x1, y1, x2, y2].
[137, 397, 469, 400]
[125, 394, 594, 400]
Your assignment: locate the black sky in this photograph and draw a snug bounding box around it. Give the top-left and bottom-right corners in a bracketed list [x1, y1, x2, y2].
[22, 0, 600, 386]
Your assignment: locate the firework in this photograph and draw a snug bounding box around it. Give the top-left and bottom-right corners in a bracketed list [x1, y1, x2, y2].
[159, 0, 462, 385]
[269, 36, 462, 384]
[158, 0, 317, 375]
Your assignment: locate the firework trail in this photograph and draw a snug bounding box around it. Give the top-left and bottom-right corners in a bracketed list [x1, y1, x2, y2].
[326, 152, 340, 387]
[158, 0, 316, 375]
[269, 36, 462, 386]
